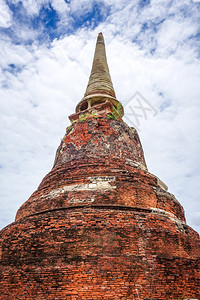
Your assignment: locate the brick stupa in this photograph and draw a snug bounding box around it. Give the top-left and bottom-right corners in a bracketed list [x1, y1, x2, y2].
[0, 33, 200, 299]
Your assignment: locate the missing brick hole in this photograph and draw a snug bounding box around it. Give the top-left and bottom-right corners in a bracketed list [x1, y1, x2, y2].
[80, 101, 88, 111]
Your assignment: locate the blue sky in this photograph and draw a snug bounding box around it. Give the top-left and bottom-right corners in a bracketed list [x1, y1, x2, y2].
[0, 0, 200, 234]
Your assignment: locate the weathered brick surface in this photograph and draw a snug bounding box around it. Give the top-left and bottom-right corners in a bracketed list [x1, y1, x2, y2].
[1, 207, 200, 299]
[1, 115, 199, 299]
[15, 117, 185, 222]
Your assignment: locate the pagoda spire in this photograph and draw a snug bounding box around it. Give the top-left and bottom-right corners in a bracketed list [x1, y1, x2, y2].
[75, 33, 123, 116]
[84, 32, 116, 99]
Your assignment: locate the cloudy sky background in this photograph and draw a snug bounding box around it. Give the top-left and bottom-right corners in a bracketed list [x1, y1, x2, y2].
[0, 0, 200, 234]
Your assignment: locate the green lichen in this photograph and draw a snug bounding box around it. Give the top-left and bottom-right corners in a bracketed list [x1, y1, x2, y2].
[116, 102, 124, 118]
[106, 112, 117, 120]
[78, 111, 99, 123]
[107, 102, 123, 120]
[66, 125, 71, 131]
[79, 114, 87, 122]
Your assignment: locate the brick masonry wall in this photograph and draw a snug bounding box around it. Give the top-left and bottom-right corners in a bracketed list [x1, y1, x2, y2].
[15, 117, 185, 222]
[1, 116, 200, 299]
[15, 162, 186, 222]
[0, 207, 200, 299]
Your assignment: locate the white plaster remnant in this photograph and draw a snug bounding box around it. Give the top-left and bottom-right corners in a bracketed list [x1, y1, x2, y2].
[125, 158, 146, 171]
[156, 176, 168, 191]
[68, 197, 95, 204]
[42, 176, 116, 200]
[151, 207, 186, 229]
[89, 176, 115, 182]
[153, 189, 179, 204]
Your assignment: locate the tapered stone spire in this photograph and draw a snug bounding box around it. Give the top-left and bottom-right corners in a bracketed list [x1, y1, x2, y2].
[75, 32, 123, 116]
[84, 32, 116, 98]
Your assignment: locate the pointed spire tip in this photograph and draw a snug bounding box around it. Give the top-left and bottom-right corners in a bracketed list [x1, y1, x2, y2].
[97, 32, 104, 43]
[74, 32, 124, 117]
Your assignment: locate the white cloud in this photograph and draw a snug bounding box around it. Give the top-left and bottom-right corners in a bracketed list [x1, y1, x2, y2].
[156, 19, 198, 55]
[69, 0, 93, 15]
[0, 0, 12, 28]
[10, 0, 48, 16]
[0, 41, 33, 69]
[21, 0, 45, 15]
[7, 0, 70, 24]
[9, 0, 69, 17]
[51, 0, 70, 14]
